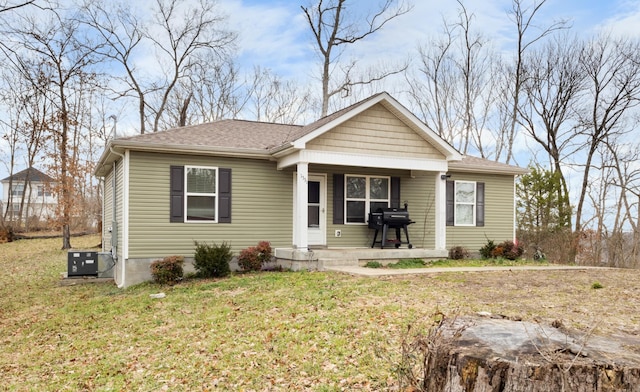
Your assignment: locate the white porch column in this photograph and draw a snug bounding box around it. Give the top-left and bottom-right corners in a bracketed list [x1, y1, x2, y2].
[294, 162, 309, 249]
[434, 172, 447, 250]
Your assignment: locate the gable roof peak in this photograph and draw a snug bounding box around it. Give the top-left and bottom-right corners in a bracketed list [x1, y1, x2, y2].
[1, 167, 54, 182]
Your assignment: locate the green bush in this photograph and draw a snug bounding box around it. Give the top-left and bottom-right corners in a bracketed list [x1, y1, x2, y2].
[150, 256, 184, 285]
[364, 261, 383, 268]
[479, 239, 496, 259]
[193, 241, 232, 278]
[448, 246, 469, 260]
[238, 241, 273, 272]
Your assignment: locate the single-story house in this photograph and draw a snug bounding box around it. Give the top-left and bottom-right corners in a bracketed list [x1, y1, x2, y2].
[94, 92, 527, 287]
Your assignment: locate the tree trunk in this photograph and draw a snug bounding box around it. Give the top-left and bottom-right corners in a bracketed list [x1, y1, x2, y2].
[407, 316, 640, 391]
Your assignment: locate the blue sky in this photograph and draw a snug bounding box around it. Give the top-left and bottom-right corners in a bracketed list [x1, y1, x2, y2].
[219, 0, 640, 84]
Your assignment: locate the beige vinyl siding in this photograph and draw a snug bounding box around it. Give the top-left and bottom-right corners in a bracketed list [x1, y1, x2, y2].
[316, 164, 437, 249]
[101, 158, 125, 286]
[446, 172, 516, 252]
[102, 169, 113, 252]
[127, 152, 293, 258]
[402, 171, 437, 249]
[306, 104, 445, 159]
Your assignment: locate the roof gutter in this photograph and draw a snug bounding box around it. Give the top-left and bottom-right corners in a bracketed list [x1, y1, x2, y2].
[448, 163, 529, 175]
[114, 140, 273, 159]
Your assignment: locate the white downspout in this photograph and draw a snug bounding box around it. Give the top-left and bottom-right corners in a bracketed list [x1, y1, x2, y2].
[110, 147, 125, 288]
[435, 172, 447, 250]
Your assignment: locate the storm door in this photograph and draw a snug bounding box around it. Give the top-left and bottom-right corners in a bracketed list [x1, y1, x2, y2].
[307, 175, 326, 245]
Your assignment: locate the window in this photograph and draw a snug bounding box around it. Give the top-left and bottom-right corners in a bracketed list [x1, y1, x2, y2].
[345, 175, 390, 223]
[37, 185, 52, 197]
[185, 166, 217, 222]
[455, 181, 476, 226]
[11, 184, 24, 197]
[446, 180, 484, 227]
[170, 165, 232, 223]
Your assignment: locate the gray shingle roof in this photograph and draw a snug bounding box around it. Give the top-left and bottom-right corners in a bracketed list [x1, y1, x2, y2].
[115, 94, 389, 153]
[100, 93, 526, 176]
[1, 167, 54, 182]
[117, 119, 302, 151]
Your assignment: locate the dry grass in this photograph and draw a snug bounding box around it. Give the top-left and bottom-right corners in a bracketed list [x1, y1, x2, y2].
[1, 234, 640, 391]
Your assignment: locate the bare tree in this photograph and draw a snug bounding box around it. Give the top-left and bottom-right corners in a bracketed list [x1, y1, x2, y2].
[247, 66, 314, 124]
[147, 0, 236, 132]
[451, 1, 494, 156]
[407, 1, 497, 158]
[82, 0, 236, 133]
[5, 8, 104, 248]
[160, 54, 247, 127]
[1, 0, 33, 11]
[406, 22, 457, 141]
[301, 0, 412, 116]
[518, 34, 585, 229]
[574, 35, 640, 238]
[502, 0, 568, 163]
[80, 0, 148, 133]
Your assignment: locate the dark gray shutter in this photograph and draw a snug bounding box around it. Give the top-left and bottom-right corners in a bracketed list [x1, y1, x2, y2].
[333, 173, 344, 224]
[476, 182, 485, 227]
[218, 168, 232, 223]
[170, 166, 184, 222]
[391, 177, 401, 208]
[446, 180, 454, 226]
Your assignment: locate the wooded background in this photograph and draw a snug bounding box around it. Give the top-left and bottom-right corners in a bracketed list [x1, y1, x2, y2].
[1, 0, 638, 267]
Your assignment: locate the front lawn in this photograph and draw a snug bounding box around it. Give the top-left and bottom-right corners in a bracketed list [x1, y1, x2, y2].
[1, 235, 639, 391]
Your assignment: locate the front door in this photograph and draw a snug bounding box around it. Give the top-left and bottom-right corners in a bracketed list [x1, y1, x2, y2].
[307, 175, 326, 246]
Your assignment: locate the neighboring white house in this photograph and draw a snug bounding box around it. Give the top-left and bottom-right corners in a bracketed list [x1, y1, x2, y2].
[1, 167, 57, 224]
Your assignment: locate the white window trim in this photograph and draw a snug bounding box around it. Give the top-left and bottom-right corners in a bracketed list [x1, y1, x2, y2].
[454, 180, 476, 226]
[11, 183, 24, 197]
[184, 165, 219, 223]
[344, 174, 391, 225]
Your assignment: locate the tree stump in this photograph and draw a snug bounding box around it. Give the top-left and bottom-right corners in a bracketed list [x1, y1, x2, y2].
[416, 316, 640, 391]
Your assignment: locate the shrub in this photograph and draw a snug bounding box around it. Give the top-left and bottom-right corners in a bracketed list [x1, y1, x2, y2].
[499, 240, 524, 260]
[238, 241, 273, 272]
[491, 246, 505, 258]
[193, 241, 232, 278]
[150, 256, 184, 285]
[0, 226, 15, 243]
[448, 246, 469, 260]
[479, 239, 496, 259]
[591, 282, 604, 289]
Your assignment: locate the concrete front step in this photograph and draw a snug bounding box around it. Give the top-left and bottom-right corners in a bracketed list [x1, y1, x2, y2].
[317, 258, 359, 270]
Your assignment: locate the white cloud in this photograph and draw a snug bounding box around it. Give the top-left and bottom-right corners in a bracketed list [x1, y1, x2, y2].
[598, 1, 640, 37]
[220, 0, 314, 79]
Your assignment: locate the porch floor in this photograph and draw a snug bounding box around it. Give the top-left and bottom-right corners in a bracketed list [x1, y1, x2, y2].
[274, 247, 448, 270]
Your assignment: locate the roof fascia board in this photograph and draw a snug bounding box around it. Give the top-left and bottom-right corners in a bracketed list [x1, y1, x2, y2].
[114, 140, 272, 158]
[448, 163, 529, 175]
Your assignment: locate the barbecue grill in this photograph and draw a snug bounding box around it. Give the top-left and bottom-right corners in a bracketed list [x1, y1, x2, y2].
[368, 205, 414, 249]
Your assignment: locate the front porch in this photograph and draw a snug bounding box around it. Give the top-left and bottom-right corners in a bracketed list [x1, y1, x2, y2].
[275, 247, 448, 271]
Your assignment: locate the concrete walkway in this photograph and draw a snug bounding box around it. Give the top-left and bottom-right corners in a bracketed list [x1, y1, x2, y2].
[324, 264, 609, 277]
